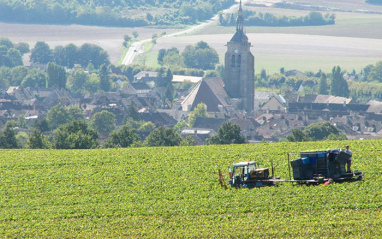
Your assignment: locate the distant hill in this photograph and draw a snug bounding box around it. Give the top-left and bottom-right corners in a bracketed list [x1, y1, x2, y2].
[0, 0, 235, 27]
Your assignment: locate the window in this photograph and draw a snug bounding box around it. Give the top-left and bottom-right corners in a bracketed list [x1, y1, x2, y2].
[236, 55, 241, 68]
[231, 55, 236, 67]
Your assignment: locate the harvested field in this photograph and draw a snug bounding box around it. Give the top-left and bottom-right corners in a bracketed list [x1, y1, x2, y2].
[153, 33, 382, 73]
[0, 23, 178, 64]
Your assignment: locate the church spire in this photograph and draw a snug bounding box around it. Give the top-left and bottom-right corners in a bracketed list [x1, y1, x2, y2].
[236, 0, 244, 32]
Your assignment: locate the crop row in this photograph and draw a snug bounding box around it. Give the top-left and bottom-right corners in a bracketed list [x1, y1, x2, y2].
[0, 140, 381, 237]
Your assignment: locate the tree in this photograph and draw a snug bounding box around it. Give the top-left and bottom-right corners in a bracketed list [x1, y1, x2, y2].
[318, 73, 329, 95]
[53, 120, 99, 149]
[207, 122, 246, 145]
[15, 42, 30, 55]
[173, 120, 188, 132]
[304, 121, 345, 141]
[90, 110, 116, 134]
[27, 129, 51, 149]
[188, 103, 210, 127]
[287, 128, 309, 142]
[99, 64, 111, 92]
[46, 104, 70, 129]
[330, 66, 349, 97]
[6, 48, 23, 67]
[123, 35, 132, 42]
[30, 41, 53, 64]
[132, 31, 139, 38]
[0, 121, 19, 149]
[182, 41, 219, 70]
[368, 61, 382, 82]
[46, 62, 67, 88]
[103, 124, 140, 148]
[138, 122, 156, 133]
[67, 68, 89, 94]
[21, 69, 47, 88]
[145, 127, 183, 147]
[127, 103, 139, 121]
[68, 106, 85, 121]
[17, 115, 26, 128]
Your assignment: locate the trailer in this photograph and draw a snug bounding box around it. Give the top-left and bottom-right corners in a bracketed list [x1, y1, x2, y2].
[287, 150, 363, 184]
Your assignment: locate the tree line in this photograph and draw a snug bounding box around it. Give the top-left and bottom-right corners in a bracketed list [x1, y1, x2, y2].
[219, 11, 335, 27]
[256, 61, 382, 103]
[0, 103, 246, 149]
[0, 0, 234, 27]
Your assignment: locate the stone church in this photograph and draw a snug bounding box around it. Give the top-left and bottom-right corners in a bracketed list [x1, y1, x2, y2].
[180, 1, 255, 115]
[223, 0, 255, 113]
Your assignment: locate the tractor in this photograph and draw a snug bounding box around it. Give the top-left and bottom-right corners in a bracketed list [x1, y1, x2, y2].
[218, 149, 363, 189]
[219, 161, 279, 188]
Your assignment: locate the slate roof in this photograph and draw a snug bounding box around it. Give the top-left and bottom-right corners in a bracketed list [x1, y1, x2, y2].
[367, 100, 382, 114]
[139, 112, 177, 127]
[181, 77, 229, 112]
[299, 94, 351, 104]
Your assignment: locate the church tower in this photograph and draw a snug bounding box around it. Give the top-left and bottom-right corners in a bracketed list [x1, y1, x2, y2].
[224, 0, 255, 113]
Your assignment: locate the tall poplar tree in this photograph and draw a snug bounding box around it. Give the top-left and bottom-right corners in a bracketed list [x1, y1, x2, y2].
[318, 73, 329, 94]
[330, 66, 349, 97]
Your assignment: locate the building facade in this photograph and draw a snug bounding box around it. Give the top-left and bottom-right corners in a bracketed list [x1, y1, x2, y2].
[224, 0, 255, 113]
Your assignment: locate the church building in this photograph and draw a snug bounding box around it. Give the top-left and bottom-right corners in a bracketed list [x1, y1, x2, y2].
[223, 0, 255, 113]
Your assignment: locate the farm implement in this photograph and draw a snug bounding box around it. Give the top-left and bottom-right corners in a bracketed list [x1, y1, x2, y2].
[218, 149, 363, 189]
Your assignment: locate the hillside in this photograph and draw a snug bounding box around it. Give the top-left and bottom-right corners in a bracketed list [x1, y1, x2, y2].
[0, 0, 234, 27]
[1, 140, 381, 237]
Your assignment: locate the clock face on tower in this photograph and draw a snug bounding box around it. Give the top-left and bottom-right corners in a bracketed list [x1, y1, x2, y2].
[234, 49, 239, 54]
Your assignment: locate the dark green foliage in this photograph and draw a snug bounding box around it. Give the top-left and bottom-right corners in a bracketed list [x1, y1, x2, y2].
[287, 121, 346, 142]
[99, 64, 111, 92]
[287, 128, 310, 142]
[0, 121, 19, 149]
[127, 104, 140, 121]
[330, 66, 349, 97]
[78, 44, 110, 69]
[318, 73, 329, 95]
[367, 61, 382, 82]
[0, 38, 23, 68]
[0, 0, 234, 27]
[53, 120, 99, 149]
[27, 129, 51, 149]
[145, 127, 183, 147]
[103, 124, 140, 148]
[47, 104, 84, 130]
[182, 41, 219, 70]
[30, 42, 53, 64]
[220, 10, 335, 27]
[207, 122, 246, 145]
[20, 68, 46, 88]
[304, 121, 344, 141]
[90, 110, 116, 134]
[46, 62, 67, 89]
[33, 119, 50, 133]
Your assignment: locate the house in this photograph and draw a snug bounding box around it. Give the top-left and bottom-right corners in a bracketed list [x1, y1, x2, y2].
[180, 128, 216, 145]
[254, 91, 276, 110]
[260, 95, 287, 113]
[133, 71, 158, 83]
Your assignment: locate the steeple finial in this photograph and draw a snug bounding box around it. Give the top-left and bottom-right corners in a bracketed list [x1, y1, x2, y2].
[236, 0, 244, 32]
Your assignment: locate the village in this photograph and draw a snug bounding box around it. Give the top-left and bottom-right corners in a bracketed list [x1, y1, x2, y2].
[2, 65, 382, 144]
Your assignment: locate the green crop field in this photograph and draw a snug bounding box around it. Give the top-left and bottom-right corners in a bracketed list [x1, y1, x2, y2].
[1, 140, 381, 238]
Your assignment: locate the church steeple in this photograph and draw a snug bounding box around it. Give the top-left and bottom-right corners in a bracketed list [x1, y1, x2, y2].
[224, 0, 255, 113]
[237, 0, 244, 32]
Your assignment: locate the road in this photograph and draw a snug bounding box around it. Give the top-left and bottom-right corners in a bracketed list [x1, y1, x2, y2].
[121, 0, 246, 65]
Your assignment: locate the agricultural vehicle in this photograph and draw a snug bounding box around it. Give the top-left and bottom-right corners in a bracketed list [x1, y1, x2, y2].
[219, 149, 363, 189]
